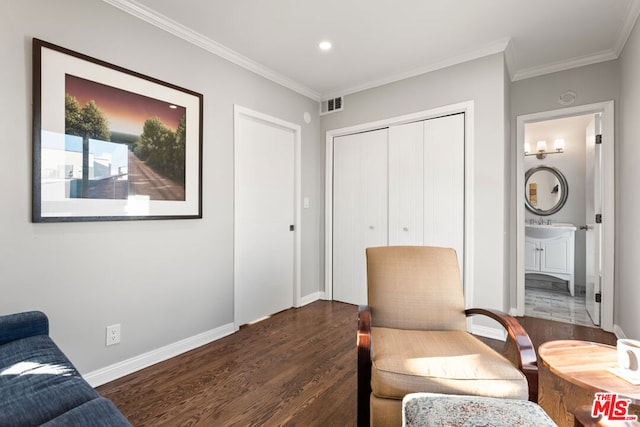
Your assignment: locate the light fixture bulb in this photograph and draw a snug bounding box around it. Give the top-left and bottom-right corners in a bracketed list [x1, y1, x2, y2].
[536, 140, 547, 153]
[524, 143, 530, 154]
[319, 41, 332, 51]
[554, 138, 565, 152]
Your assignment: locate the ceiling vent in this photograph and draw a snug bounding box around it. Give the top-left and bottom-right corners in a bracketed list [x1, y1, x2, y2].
[320, 96, 343, 115]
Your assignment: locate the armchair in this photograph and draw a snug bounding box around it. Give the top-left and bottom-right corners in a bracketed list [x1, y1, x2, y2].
[357, 246, 538, 427]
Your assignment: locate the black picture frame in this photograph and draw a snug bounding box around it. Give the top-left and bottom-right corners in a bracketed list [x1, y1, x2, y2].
[32, 38, 203, 222]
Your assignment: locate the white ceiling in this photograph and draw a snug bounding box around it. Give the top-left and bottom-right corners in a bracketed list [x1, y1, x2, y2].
[104, 0, 640, 101]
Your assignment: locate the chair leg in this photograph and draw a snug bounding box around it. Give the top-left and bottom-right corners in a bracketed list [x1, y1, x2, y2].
[525, 366, 539, 403]
[357, 306, 372, 427]
[357, 371, 371, 427]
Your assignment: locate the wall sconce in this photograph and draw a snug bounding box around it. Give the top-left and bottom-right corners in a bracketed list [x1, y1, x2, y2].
[524, 139, 565, 159]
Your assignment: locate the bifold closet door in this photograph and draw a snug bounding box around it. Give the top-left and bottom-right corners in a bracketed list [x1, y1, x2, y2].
[388, 114, 464, 260]
[331, 113, 464, 305]
[332, 128, 388, 305]
[388, 121, 424, 245]
[423, 114, 465, 273]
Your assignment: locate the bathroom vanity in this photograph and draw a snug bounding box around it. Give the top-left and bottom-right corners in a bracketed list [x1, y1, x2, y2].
[524, 223, 576, 296]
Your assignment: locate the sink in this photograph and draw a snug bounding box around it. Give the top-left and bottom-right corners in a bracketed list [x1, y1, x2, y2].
[525, 223, 576, 239]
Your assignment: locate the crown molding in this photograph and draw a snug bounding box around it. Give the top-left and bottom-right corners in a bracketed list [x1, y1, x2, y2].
[101, 0, 321, 101]
[104, 0, 640, 98]
[322, 38, 511, 101]
[614, 0, 640, 56]
[512, 49, 619, 82]
[513, 1, 640, 82]
[503, 38, 516, 81]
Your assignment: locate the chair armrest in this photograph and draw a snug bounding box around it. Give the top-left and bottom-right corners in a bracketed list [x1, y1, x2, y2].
[465, 308, 538, 402]
[0, 311, 49, 346]
[357, 305, 372, 427]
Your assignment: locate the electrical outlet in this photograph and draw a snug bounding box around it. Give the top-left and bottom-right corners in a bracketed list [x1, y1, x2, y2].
[106, 324, 121, 346]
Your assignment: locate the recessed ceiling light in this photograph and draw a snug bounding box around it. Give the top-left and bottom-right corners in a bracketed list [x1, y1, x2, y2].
[319, 41, 332, 51]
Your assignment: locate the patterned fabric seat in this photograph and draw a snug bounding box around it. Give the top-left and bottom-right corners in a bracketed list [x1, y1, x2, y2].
[402, 393, 557, 427]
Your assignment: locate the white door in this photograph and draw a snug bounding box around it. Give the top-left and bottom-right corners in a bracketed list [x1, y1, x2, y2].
[388, 115, 465, 255]
[235, 110, 296, 326]
[585, 114, 602, 325]
[332, 128, 389, 305]
[332, 114, 465, 305]
[388, 121, 424, 245]
[423, 114, 465, 273]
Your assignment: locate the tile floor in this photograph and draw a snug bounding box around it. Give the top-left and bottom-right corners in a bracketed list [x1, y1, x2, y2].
[525, 279, 595, 327]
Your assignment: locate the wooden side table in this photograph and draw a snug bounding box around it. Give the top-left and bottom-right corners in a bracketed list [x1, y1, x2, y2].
[538, 340, 640, 427]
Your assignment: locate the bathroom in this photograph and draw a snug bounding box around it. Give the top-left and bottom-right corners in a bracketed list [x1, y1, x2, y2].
[523, 113, 599, 327]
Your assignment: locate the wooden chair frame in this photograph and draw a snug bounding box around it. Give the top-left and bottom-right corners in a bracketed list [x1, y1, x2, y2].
[357, 305, 538, 427]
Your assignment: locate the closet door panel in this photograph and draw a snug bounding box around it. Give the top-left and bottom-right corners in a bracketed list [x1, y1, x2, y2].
[423, 114, 465, 268]
[332, 128, 388, 305]
[388, 121, 424, 245]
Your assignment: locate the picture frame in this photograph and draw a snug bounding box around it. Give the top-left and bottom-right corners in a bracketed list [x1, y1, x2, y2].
[32, 38, 203, 222]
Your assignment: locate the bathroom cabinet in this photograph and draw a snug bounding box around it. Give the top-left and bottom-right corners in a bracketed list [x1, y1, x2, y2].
[524, 226, 576, 296]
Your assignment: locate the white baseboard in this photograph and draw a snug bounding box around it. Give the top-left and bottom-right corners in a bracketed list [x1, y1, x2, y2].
[470, 323, 508, 341]
[84, 322, 236, 388]
[613, 324, 626, 340]
[509, 307, 521, 317]
[298, 291, 323, 307]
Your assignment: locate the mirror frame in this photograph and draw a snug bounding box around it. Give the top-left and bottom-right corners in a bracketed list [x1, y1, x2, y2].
[524, 165, 569, 216]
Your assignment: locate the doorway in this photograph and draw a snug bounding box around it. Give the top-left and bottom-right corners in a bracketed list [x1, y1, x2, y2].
[515, 101, 614, 332]
[233, 106, 301, 327]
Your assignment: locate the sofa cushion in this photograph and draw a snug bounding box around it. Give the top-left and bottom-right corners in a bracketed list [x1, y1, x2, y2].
[371, 327, 529, 400]
[0, 311, 48, 346]
[41, 397, 132, 427]
[0, 335, 100, 426]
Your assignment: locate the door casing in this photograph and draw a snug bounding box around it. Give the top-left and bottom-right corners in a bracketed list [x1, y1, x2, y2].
[515, 101, 615, 331]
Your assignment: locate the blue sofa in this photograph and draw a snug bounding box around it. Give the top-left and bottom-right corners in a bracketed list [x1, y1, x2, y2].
[0, 311, 131, 426]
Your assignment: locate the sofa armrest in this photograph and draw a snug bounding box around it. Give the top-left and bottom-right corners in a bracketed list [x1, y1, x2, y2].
[357, 305, 372, 427]
[465, 308, 538, 403]
[0, 311, 49, 345]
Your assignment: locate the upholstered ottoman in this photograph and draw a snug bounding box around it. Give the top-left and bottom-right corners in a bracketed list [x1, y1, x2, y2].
[402, 393, 557, 426]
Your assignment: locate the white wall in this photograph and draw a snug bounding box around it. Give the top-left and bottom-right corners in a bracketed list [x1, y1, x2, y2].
[619, 16, 640, 340]
[321, 53, 511, 313]
[0, 0, 322, 374]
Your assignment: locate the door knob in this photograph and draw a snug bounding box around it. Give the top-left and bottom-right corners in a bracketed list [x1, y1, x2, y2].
[402, 227, 409, 232]
[579, 225, 590, 230]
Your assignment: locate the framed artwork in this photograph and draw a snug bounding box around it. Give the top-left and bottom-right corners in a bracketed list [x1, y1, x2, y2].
[32, 38, 203, 222]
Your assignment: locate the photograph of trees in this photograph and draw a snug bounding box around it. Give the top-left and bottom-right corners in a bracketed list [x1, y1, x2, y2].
[64, 74, 187, 201]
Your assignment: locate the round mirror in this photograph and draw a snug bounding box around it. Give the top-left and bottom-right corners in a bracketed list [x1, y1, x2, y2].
[524, 165, 568, 216]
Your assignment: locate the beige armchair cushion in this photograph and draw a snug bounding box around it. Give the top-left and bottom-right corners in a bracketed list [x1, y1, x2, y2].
[371, 327, 529, 401]
[367, 246, 466, 331]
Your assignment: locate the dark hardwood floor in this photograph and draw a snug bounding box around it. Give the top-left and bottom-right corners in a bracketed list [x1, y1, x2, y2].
[97, 300, 616, 426]
[98, 301, 357, 426]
